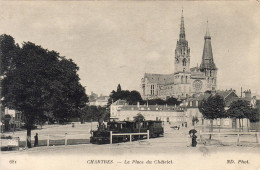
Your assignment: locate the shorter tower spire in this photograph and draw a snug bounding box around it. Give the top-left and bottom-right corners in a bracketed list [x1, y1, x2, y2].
[200, 20, 216, 71]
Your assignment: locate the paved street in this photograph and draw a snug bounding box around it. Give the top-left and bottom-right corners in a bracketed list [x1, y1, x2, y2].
[1, 123, 260, 170]
[2, 122, 260, 155]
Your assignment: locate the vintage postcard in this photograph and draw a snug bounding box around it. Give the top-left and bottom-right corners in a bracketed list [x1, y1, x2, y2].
[0, 0, 259, 170]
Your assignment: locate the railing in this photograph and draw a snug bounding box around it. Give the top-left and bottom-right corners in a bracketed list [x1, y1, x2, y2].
[110, 130, 150, 144]
[198, 131, 260, 145]
[11, 133, 90, 148]
[0, 137, 20, 150]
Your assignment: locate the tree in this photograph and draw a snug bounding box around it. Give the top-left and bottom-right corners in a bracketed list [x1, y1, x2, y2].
[166, 97, 181, 106]
[126, 90, 143, 105]
[1, 36, 88, 147]
[192, 116, 199, 128]
[133, 113, 145, 139]
[246, 108, 260, 123]
[79, 105, 109, 123]
[227, 100, 254, 131]
[107, 84, 134, 106]
[50, 57, 88, 123]
[133, 113, 145, 122]
[144, 98, 165, 105]
[199, 94, 225, 136]
[0, 34, 20, 77]
[117, 84, 121, 92]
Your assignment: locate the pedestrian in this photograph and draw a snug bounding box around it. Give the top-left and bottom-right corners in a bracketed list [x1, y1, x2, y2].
[178, 125, 180, 130]
[191, 134, 197, 147]
[34, 133, 38, 147]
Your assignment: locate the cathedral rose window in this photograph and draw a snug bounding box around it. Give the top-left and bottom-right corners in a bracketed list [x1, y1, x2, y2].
[193, 80, 203, 92]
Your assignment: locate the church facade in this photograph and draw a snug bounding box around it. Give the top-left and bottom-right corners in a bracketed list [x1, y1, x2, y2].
[141, 11, 217, 100]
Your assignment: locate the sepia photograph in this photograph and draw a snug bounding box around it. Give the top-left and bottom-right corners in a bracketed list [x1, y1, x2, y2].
[0, 1, 259, 170]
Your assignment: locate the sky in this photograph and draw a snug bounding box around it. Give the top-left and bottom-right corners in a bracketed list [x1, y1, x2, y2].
[0, 1, 259, 97]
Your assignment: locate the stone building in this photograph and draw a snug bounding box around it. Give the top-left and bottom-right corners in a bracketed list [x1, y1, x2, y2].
[141, 11, 217, 100]
[110, 100, 186, 124]
[88, 92, 109, 107]
[184, 90, 254, 129]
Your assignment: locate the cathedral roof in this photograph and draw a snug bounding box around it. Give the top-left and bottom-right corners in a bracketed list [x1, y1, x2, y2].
[144, 73, 175, 85]
[190, 67, 205, 79]
[200, 21, 217, 70]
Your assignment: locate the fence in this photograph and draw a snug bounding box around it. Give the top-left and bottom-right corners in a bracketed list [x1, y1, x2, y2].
[110, 130, 150, 144]
[0, 137, 20, 151]
[7, 133, 90, 148]
[199, 131, 260, 145]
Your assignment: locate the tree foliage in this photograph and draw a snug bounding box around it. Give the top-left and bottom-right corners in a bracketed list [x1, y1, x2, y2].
[192, 116, 199, 126]
[80, 106, 109, 123]
[247, 108, 260, 123]
[108, 85, 181, 106]
[1, 34, 88, 147]
[199, 94, 225, 133]
[227, 100, 251, 119]
[126, 90, 143, 105]
[0, 34, 20, 77]
[133, 113, 145, 122]
[143, 97, 181, 106]
[108, 84, 142, 106]
[199, 94, 226, 120]
[116, 84, 121, 92]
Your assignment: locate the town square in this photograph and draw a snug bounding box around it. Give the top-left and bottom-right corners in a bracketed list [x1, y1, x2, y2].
[0, 1, 260, 170]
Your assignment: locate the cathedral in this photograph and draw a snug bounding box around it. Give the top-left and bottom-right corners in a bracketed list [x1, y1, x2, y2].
[141, 11, 217, 100]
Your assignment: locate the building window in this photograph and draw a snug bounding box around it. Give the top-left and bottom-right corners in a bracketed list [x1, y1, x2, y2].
[182, 59, 187, 66]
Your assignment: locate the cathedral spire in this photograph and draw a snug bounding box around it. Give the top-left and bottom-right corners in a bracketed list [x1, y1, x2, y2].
[179, 9, 185, 40]
[205, 20, 210, 39]
[200, 21, 217, 71]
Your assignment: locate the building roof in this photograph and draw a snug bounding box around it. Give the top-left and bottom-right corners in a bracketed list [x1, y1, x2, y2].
[186, 90, 239, 108]
[143, 73, 175, 85]
[111, 100, 127, 106]
[216, 90, 235, 99]
[120, 105, 184, 112]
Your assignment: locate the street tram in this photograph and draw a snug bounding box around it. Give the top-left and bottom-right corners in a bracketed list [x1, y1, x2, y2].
[90, 120, 164, 144]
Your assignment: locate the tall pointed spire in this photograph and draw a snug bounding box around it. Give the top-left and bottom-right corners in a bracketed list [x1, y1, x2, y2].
[205, 19, 210, 38]
[200, 20, 217, 71]
[179, 8, 185, 40]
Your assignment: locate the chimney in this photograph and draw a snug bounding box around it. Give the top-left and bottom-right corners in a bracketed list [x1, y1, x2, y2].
[244, 89, 251, 101]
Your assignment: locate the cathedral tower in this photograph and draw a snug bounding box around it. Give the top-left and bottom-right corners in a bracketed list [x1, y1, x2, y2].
[174, 10, 190, 73]
[173, 10, 191, 99]
[200, 21, 217, 91]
